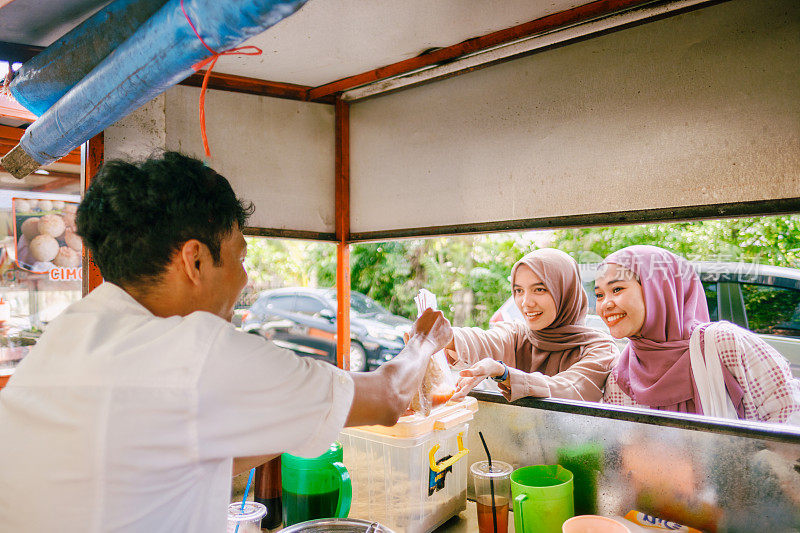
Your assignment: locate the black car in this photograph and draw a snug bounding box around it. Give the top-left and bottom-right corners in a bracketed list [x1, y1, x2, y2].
[241, 288, 412, 371]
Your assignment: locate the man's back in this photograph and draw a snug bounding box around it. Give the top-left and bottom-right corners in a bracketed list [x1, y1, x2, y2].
[0, 283, 354, 532]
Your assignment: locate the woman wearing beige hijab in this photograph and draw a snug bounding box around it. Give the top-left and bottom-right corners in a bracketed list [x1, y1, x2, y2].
[448, 248, 619, 402]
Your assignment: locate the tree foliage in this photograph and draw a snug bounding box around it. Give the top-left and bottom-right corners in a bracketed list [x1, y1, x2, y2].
[311, 237, 528, 326]
[552, 217, 800, 268]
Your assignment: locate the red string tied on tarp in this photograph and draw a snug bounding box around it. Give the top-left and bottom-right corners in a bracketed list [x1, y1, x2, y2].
[181, 0, 262, 156]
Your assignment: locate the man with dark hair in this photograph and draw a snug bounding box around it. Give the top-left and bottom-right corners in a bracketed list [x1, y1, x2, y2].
[0, 152, 451, 532]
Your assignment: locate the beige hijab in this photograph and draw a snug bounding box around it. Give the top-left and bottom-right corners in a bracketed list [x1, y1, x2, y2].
[510, 249, 615, 375]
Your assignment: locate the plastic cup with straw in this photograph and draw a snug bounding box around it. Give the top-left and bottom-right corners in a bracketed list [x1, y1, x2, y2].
[236, 468, 255, 533]
[227, 467, 266, 533]
[471, 432, 513, 533]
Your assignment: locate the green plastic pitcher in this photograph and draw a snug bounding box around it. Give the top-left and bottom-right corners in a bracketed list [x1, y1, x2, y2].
[511, 465, 574, 533]
[281, 442, 352, 527]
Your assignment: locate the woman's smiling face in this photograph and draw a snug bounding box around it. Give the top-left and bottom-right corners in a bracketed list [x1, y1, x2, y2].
[594, 263, 647, 339]
[513, 264, 558, 331]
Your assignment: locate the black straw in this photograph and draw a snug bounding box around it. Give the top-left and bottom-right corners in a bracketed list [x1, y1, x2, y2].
[478, 431, 498, 533]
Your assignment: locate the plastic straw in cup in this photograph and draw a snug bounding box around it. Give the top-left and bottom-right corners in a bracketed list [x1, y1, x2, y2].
[234, 467, 256, 533]
[478, 431, 498, 533]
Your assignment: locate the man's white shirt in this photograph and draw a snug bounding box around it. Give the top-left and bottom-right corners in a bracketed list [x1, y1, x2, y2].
[0, 283, 354, 532]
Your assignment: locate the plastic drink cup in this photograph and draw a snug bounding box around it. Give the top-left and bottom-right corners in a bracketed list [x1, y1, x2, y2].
[557, 443, 603, 515]
[226, 501, 267, 533]
[471, 460, 513, 533]
[562, 515, 632, 533]
[511, 465, 574, 533]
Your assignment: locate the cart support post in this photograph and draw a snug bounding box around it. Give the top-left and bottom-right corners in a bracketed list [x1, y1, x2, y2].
[335, 98, 351, 370]
[81, 132, 104, 295]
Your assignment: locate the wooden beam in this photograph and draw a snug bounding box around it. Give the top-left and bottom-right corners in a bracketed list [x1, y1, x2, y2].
[308, 0, 661, 100]
[81, 132, 104, 295]
[335, 98, 351, 371]
[180, 71, 335, 104]
[0, 124, 25, 142]
[243, 227, 337, 241]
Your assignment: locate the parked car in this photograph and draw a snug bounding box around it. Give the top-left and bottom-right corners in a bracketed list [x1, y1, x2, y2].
[241, 288, 412, 371]
[490, 261, 800, 377]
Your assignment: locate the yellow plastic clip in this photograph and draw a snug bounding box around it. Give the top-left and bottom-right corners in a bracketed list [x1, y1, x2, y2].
[428, 432, 469, 473]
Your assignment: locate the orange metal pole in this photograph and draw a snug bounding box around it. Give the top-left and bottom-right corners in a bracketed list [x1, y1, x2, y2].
[81, 132, 104, 295]
[335, 98, 351, 371]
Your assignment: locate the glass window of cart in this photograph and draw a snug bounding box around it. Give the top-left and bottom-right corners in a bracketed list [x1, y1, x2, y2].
[0, 187, 82, 379]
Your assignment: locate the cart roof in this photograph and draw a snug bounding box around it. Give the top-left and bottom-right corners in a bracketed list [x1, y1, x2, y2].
[0, 0, 658, 87]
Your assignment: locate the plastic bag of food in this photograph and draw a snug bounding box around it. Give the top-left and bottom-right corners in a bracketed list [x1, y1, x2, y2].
[409, 289, 457, 416]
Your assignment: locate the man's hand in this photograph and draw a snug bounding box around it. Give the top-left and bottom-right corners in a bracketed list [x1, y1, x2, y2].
[346, 309, 453, 428]
[451, 359, 506, 401]
[409, 308, 453, 352]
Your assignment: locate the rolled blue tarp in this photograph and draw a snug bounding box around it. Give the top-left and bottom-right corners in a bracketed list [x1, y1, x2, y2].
[7, 0, 168, 116]
[2, 0, 309, 178]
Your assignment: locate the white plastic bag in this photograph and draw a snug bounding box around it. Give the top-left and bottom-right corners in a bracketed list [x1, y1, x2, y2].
[409, 289, 456, 415]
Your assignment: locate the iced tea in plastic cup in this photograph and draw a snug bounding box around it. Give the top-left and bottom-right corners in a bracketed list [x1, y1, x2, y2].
[471, 460, 513, 533]
[227, 501, 267, 533]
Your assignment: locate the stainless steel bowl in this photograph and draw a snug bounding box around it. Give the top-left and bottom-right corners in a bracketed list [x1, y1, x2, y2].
[279, 518, 395, 533]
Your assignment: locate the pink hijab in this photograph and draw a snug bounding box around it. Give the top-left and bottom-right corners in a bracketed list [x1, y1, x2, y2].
[511, 249, 615, 373]
[603, 245, 744, 416]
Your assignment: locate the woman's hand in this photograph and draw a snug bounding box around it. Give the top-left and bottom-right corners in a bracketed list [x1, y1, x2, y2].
[451, 359, 507, 401]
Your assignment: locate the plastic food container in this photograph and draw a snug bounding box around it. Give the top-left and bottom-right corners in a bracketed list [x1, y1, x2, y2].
[339, 397, 478, 533]
[226, 501, 267, 533]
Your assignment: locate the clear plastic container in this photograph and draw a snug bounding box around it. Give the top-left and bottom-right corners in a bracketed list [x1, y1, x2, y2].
[226, 501, 267, 533]
[339, 398, 476, 533]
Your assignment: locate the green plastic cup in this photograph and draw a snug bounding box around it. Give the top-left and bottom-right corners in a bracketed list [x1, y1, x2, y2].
[281, 442, 352, 527]
[511, 465, 574, 533]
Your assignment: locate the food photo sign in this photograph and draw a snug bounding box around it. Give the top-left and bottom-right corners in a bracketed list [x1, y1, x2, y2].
[12, 198, 82, 280]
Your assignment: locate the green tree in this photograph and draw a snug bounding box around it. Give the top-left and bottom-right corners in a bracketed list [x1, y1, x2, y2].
[307, 236, 529, 326]
[552, 215, 800, 268]
[243, 237, 336, 307]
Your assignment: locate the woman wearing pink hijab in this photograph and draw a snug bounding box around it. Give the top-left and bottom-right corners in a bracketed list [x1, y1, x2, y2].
[597, 245, 800, 423]
[448, 248, 619, 402]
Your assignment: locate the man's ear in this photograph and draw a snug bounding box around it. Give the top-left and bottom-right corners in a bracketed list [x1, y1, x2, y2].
[178, 240, 204, 286]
